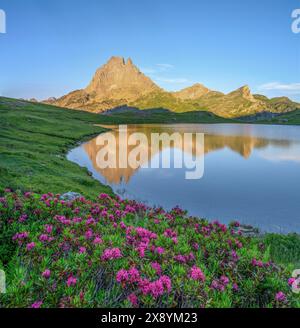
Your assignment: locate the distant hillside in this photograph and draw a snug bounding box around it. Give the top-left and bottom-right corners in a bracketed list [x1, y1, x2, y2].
[45, 56, 300, 118]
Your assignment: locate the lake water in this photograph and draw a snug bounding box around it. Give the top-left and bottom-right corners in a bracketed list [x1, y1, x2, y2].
[68, 124, 300, 233]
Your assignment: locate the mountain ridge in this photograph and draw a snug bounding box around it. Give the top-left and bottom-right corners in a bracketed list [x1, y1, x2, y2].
[45, 56, 300, 118]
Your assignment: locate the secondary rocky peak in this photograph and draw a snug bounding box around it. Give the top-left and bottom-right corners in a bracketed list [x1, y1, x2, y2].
[240, 85, 251, 94]
[126, 57, 133, 66]
[228, 85, 256, 102]
[174, 83, 211, 100]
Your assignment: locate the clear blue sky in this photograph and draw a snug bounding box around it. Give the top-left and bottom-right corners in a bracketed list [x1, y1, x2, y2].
[0, 0, 299, 100]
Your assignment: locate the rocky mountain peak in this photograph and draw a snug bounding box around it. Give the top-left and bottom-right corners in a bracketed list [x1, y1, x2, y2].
[85, 56, 160, 100]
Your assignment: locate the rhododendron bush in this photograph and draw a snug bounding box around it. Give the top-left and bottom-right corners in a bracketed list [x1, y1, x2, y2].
[0, 190, 298, 308]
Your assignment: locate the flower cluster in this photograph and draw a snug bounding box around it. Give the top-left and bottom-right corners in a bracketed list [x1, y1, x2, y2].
[0, 190, 296, 308]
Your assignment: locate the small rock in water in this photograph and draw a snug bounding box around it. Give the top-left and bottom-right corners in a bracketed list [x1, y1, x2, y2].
[60, 192, 82, 201]
[234, 224, 260, 237]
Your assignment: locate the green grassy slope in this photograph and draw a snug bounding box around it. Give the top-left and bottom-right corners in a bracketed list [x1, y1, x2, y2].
[131, 90, 300, 118]
[0, 97, 113, 198]
[260, 109, 300, 125]
[101, 108, 232, 124]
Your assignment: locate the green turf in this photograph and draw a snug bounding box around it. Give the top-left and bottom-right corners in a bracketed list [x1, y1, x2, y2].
[0, 97, 114, 198]
[263, 233, 300, 267]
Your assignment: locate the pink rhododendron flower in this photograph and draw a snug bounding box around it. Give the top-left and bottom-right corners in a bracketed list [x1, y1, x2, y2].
[149, 280, 164, 298]
[174, 255, 187, 263]
[252, 258, 263, 267]
[116, 269, 129, 283]
[26, 242, 35, 251]
[128, 293, 138, 307]
[99, 193, 109, 199]
[128, 267, 140, 283]
[163, 229, 177, 238]
[160, 275, 172, 292]
[189, 266, 205, 282]
[236, 241, 243, 249]
[138, 276, 171, 298]
[67, 276, 77, 287]
[93, 236, 102, 245]
[101, 210, 108, 217]
[31, 301, 43, 308]
[220, 275, 229, 286]
[172, 237, 178, 244]
[151, 262, 162, 276]
[79, 247, 86, 254]
[86, 217, 95, 225]
[275, 291, 286, 302]
[211, 280, 222, 291]
[101, 248, 122, 261]
[19, 214, 28, 223]
[137, 246, 146, 258]
[39, 234, 49, 242]
[231, 250, 239, 261]
[42, 269, 51, 279]
[288, 278, 296, 286]
[13, 232, 29, 241]
[155, 247, 165, 255]
[85, 229, 93, 240]
[257, 260, 263, 267]
[44, 225, 53, 234]
[24, 192, 32, 198]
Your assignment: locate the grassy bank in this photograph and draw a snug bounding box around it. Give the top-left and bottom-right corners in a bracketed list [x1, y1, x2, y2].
[0, 97, 114, 198]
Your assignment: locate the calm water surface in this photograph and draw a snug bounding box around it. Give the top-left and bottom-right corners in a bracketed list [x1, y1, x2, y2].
[68, 124, 300, 233]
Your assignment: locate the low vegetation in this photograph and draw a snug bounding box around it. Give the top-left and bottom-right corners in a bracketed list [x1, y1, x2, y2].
[0, 190, 299, 308]
[0, 97, 113, 198]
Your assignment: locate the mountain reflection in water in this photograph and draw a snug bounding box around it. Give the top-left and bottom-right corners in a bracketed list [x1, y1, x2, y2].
[83, 125, 292, 184]
[68, 124, 300, 233]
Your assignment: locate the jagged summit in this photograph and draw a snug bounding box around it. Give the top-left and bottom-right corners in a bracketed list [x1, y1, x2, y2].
[85, 56, 160, 100]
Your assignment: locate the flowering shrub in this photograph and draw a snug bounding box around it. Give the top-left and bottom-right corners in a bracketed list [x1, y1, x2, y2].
[0, 190, 299, 308]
